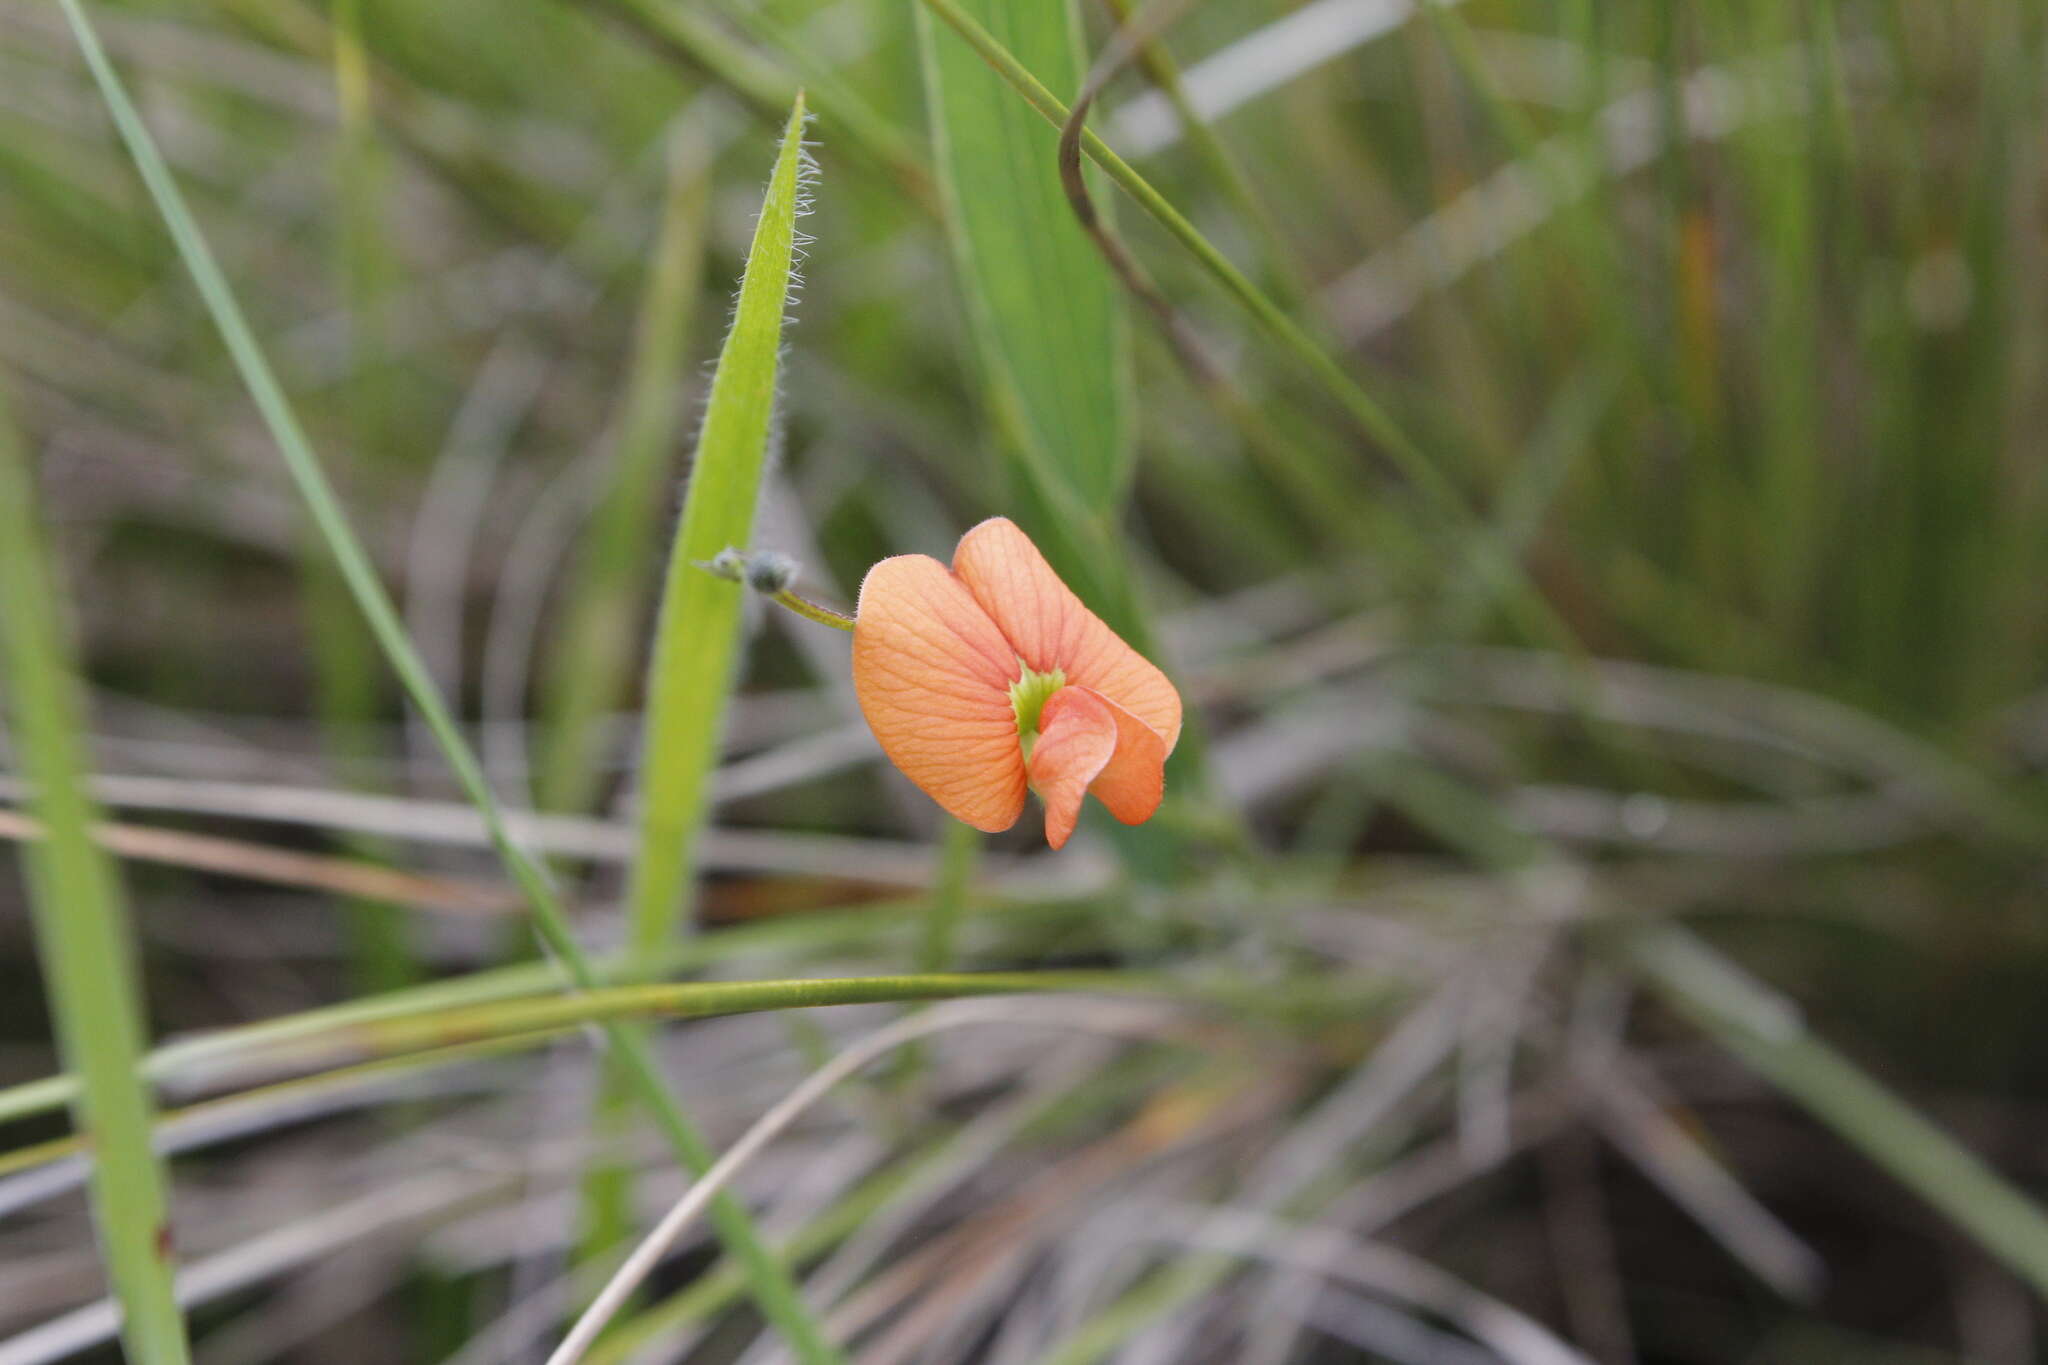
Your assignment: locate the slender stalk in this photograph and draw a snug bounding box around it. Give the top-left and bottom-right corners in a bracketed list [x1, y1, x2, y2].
[767, 587, 855, 632]
[0, 390, 191, 1362]
[0, 893, 1111, 1130]
[916, 0, 1466, 518]
[919, 820, 981, 975]
[891, 818, 981, 1086]
[48, 6, 836, 1353]
[0, 974, 1143, 1187]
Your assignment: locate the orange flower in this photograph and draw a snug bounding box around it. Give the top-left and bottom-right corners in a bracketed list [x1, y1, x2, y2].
[852, 518, 1182, 849]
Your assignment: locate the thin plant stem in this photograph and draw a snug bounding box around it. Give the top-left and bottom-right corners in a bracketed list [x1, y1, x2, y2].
[916, 0, 1465, 517]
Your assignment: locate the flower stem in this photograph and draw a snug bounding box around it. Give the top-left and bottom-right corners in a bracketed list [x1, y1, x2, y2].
[769, 588, 855, 632]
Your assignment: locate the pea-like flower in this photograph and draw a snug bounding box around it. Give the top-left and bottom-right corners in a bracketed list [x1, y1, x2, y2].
[852, 518, 1182, 848]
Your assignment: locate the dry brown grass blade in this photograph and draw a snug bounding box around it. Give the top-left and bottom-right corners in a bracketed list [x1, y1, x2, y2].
[0, 808, 522, 915]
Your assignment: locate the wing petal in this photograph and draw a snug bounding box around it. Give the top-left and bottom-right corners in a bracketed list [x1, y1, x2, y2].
[852, 554, 1026, 832]
[1076, 687, 1167, 826]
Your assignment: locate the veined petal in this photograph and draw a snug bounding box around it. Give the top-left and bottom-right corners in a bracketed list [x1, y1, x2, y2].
[1075, 687, 1167, 826]
[1026, 686, 1118, 850]
[853, 554, 1026, 833]
[951, 518, 1182, 752]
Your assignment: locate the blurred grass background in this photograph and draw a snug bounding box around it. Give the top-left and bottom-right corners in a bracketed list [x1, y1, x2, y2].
[1, 0, 2047, 1361]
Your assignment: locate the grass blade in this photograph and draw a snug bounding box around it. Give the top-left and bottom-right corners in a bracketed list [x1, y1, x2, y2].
[586, 93, 814, 1282]
[48, 4, 838, 1353]
[916, 0, 1133, 518]
[913, 0, 1199, 849]
[0, 390, 191, 1362]
[1626, 926, 2048, 1299]
[624, 95, 812, 964]
[0, 893, 1001, 1130]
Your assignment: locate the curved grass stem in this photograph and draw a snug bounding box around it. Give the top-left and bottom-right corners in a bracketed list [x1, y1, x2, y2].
[917, 0, 1465, 516]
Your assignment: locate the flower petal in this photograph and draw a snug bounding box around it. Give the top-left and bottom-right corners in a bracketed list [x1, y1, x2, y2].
[1075, 687, 1167, 826]
[853, 554, 1026, 833]
[1026, 686, 1118, 850]
[951, 518, 1182, 752]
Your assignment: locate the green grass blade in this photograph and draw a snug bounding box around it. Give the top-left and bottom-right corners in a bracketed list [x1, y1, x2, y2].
[912, 0, 1199, 853]
[48, 5, 837, 1352]
[539, 133, 710, 819]
[0, 893, 1114, 1131]
[0, 390, 192, 1363]
[624, 95, 811, 960]
[1626, 926, 2048, 1300]
[915, 0, 1133, 517]
[587, 92, 812, 1287]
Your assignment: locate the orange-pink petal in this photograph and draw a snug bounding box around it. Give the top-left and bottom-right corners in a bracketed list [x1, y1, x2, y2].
[1026, 686, 1119, 850]
[951, 518, 1182, 753]
[852, 553, 1026, 833]
[1074, 687, 1167, 826]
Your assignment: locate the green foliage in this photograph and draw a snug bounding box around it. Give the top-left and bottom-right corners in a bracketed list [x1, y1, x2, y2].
[584, 93, 817, 1298]
[916, 0, 1132, 520]
[0, 392, 191, 1362]
[625, 95, 812, 953]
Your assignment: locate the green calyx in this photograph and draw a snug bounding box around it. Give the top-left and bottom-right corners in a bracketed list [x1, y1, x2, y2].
[1009, 666, 1066, 755]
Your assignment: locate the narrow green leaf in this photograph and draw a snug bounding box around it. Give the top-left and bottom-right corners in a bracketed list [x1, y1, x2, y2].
[916, 0, 1133, 516]
[582, 92, 826, 1340]
[0, 390, 192, 1364]
[0, 892, 1108, 1131]
[912, 0, 1203, 860]
[1627, 926, 2048, 1300]
[625, 94, 811, 957]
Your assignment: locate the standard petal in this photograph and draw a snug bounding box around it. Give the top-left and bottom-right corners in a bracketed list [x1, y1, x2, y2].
[1026, 686, 1118, 850]
[853, 554, 1026, 832]
[1075, 687, 1167, 826]
[951, 518, 1182, 753]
